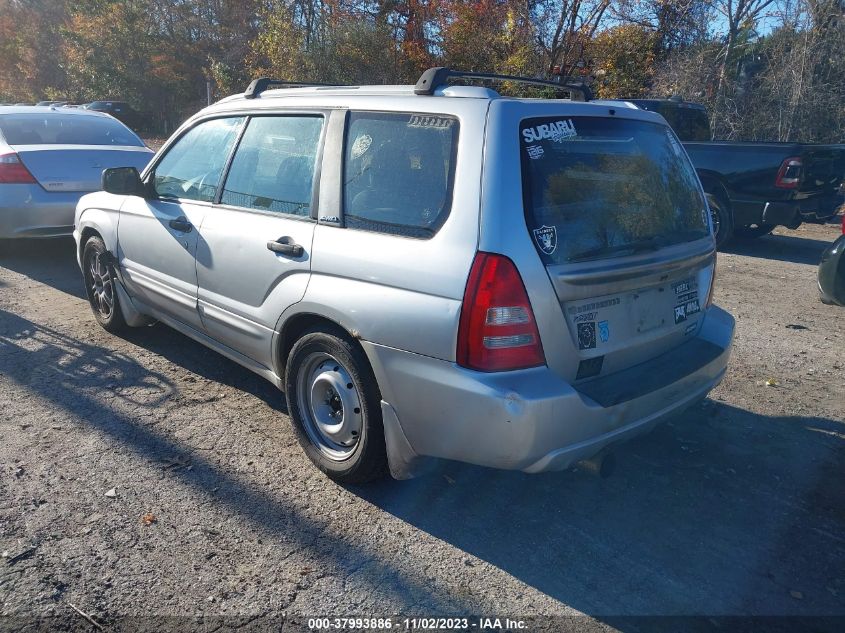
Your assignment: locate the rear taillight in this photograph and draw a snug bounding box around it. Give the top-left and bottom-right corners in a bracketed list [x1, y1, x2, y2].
[775, 156, 802, 189]
[457, 252, 545, 372]
[0, 152, 36, 184]
[840, 211, 844, 235]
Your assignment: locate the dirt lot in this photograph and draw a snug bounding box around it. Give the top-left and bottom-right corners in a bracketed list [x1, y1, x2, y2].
[1, 222, 843, 630]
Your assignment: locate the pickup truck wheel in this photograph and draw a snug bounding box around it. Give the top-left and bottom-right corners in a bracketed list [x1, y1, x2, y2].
[285, 326, 388, 484]
[734, 224, 774, 239]
[82, 236, 128, 333]
[705, 194, 733, 248]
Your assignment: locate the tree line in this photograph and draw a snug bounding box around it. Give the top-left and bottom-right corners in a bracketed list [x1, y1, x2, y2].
[0, 0, 843, 142]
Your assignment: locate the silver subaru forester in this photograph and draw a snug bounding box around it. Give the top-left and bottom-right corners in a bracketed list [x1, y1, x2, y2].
[74, 68, 734, 483]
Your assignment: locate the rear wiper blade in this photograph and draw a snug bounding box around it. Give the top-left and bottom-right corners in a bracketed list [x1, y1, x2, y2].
[567, 236, 667, 263]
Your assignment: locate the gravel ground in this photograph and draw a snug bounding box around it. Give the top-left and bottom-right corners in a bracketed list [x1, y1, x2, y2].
[1, 222, 843, 630]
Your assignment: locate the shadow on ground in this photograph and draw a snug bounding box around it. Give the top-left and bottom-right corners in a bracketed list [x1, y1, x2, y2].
[0, 237, 84, 299]
[0, 307, 471, 613]
[723, 233, 834, 266]
[359, 401, 844, 617]
[2, 237, 844, 621]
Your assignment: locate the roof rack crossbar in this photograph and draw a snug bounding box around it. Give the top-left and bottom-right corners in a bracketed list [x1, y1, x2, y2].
[414, 67, 592, 101]
[244, 77, 343, 99]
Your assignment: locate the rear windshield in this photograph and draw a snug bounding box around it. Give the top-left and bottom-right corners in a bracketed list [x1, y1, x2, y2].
[520, 116, 710, 264]
[0, 113, 143, 146]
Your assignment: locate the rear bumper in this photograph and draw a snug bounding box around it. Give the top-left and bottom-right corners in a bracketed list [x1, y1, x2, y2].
[0, 184, 82, 238]
[761, 194, 843, 228]
[363, 305, 735, 474]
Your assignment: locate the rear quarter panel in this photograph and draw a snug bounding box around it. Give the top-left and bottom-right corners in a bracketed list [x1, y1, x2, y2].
[290, 96, 489, 362]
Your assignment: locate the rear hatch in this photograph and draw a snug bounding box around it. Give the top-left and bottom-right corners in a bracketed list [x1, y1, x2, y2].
[0, 111, 152, 192]
[520, 115, 716, 382]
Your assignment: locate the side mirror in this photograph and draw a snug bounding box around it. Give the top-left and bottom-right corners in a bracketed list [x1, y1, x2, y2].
[102, 166, 144, 196]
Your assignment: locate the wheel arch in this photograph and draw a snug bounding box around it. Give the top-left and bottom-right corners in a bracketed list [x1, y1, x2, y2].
[274, 311, 366, 380]
[78, 226, 102, 264]
[76, 203, 119, 266]
[697, 171, 731, 207]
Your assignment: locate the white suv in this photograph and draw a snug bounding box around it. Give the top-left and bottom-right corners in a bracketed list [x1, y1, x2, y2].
[74, 68, 734, 483]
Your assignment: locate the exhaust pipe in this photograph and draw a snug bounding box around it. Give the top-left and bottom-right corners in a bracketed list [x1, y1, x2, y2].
[578, 451, 616, 478]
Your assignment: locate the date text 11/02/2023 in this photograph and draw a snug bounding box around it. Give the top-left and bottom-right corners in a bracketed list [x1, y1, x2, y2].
[307, 617, 527, 630]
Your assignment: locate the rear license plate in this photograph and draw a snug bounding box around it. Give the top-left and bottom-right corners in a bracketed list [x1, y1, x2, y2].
[632, 289, 666, 333]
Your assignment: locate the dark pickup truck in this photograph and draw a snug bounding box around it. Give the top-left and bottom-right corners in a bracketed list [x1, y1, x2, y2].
[621, 98, 845, 246]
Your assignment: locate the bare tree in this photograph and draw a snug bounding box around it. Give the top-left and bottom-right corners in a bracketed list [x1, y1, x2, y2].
[535, 0, 612, 77]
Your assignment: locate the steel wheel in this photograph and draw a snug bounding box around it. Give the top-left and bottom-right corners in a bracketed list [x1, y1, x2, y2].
[295, 351, 364, 461]
[87, 250, 115, 320]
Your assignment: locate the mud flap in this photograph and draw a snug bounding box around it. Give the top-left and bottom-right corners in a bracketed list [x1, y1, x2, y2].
[381, 400, 436, 480]
[102, 250, 155, 327]
[762, 201, 801, 229]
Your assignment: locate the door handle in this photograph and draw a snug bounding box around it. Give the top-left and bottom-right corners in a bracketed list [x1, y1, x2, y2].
[169, 217, 193, 233]
[267, 237, 304, 258]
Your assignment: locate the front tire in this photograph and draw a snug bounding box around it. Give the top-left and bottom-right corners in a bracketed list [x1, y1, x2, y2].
[82, 236, 127, 333]
[285, 326, 388, 483]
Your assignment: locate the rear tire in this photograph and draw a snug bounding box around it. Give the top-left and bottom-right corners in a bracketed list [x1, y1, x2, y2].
[705, 193, 733, 249]
[285, 326, 388, 484]
[82, 236, 128, 333]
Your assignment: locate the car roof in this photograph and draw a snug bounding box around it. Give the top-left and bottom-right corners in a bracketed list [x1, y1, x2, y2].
[210, 84, 644, 112]
[0, 105, 116, 118]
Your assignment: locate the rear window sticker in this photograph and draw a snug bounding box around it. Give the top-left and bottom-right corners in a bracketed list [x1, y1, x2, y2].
[598, 320, 610, 343]
[674, 304, 687, 324]
[522, 119, 577, 144]
[533, 225, 557, 255]
[573, 312, 597, 323]
[577, 322, 597, 350]
[407, 115, 454, 129]
[526, 144, 545, 160]
[350, 134, 372, 159]
[673, 279, 697, 294]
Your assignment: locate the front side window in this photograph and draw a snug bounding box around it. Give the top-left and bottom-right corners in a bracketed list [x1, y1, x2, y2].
[153, 117, 244, 203]
[343, 112, 458, 238]
[221, 115, 324, 216]
[521, 116, 710, 264]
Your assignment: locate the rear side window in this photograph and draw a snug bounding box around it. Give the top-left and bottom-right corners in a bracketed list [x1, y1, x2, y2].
[0, 113, 143, 146]
[343, 112, 458, 238]
[520, 116, 710, 264]
[653, 104, 710, 142]
[153, 117, 244, 203]
[221, 115, 323, 216]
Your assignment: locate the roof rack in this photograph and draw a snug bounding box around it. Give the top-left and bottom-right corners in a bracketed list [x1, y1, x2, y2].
[414, 67, 593, 101]
[244, 77, 344, 99]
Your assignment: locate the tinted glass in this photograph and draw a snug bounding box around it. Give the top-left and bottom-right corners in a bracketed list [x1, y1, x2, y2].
[221, 115, 323, 216]
[153, 117, 244, 203]
[654, 104, 711, 142]
[521, 116, 710, 264]
[0, 113, 143, 146]
[343, 112, 458, 238]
